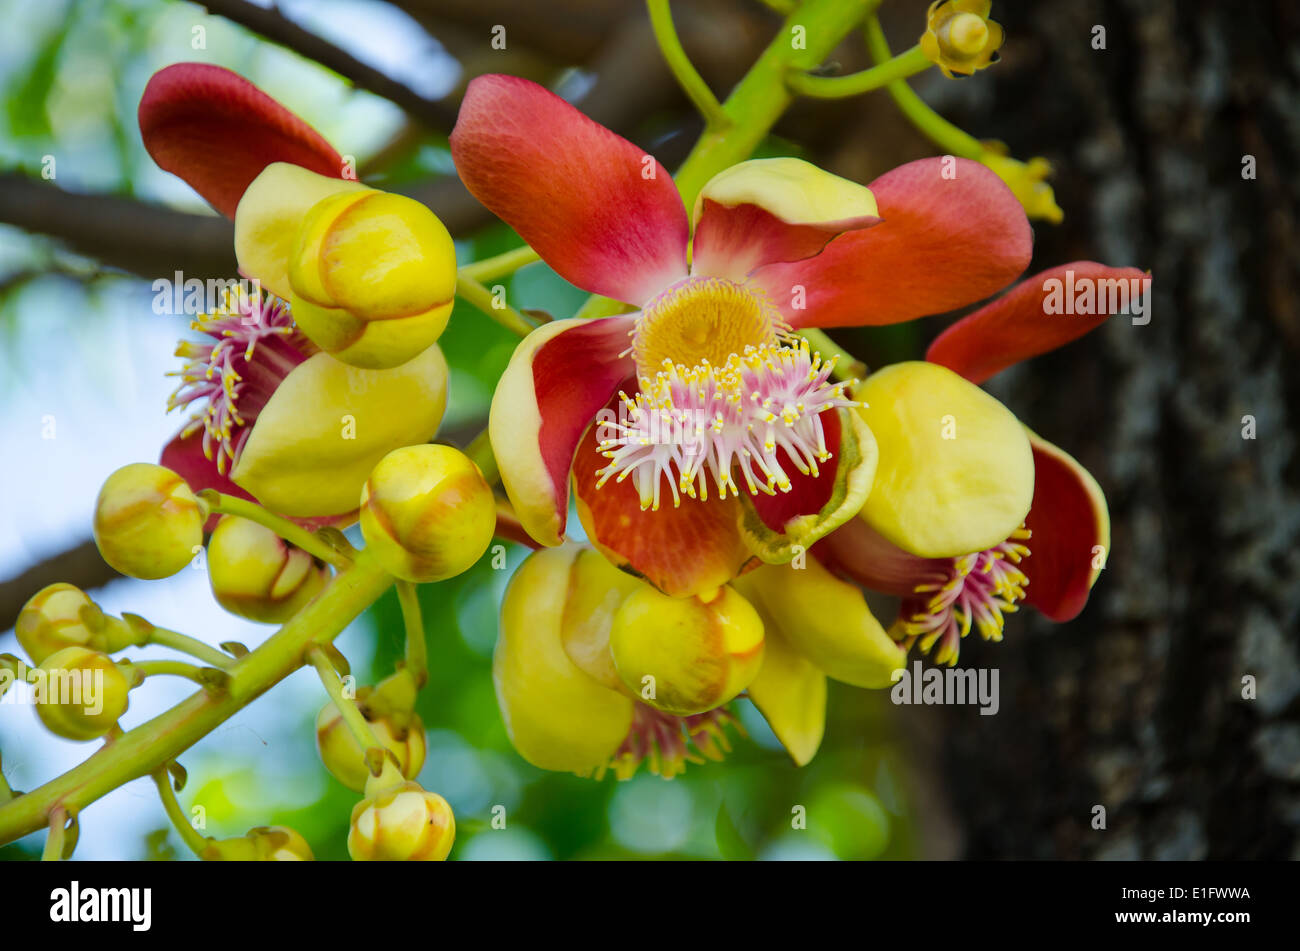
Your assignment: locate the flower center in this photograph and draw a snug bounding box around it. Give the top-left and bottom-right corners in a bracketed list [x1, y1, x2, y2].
[945, 12, 989, 55]
[588, 702, 740, 781]
[167, 287, 315, 475]
[596, 338, 858, 510]
[631, 276, 781, 375]
[891, 526, 1032, 666]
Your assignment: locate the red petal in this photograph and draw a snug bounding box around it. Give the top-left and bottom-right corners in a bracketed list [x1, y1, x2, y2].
[139, 63, 344, 218]
[450, 75, 689, 306]
[927, 262, 1151, 384]
[572, 401, 754, 598]
[692, 198, 879, 281]
[749, 157, 1032, 329]
[1021, 433, 1110, 622]
[812, 515, 941, 597]
[489, 316, 637, 546]
[747, 409, 841, 532]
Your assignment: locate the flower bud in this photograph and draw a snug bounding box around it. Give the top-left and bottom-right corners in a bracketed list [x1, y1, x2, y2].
[93, 463, 205, 579]
[207, 515, 329, 623]
[608, 585, 765, 716]
[315, 702, 426, 792]
[16, 583, 126, 665]
[34, 647, 130, 741]
[980, 150, 1063, 224]
[347, 781, 455, 861]
[919, 0, 1004, 79]
[359, 445, 496, 582]
[288, 188, 457, 369]
[202, 825, 314, 861]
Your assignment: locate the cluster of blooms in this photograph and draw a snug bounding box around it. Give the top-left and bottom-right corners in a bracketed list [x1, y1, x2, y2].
[2, 0, 1146, 861]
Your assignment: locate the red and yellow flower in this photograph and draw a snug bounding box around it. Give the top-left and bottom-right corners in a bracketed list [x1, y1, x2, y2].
[494, 542, 906, 776]
[451, 74, 1039, 599]
[816, 261, 1146, 664]
[137, 64, 456, 521]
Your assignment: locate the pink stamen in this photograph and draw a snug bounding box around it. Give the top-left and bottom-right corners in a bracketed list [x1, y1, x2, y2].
[167, 289, 315, 475]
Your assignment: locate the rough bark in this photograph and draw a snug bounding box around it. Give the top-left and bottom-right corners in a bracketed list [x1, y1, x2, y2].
[914, 0, 1300, 860]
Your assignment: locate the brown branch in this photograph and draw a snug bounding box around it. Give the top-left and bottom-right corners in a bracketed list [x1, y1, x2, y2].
[0, 172, 237, 280]
[0, 172, 495, 281]
[197, 0, 460, 131]
[0, 541, 122, 636]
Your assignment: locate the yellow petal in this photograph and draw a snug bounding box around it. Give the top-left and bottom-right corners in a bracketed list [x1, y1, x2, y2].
[856, 361, 1034, 558]
[314, 192, 457, 320]
[732, 556, 905, 689]
[495, 546, 634, 773]
[231, 345, 448, 517]
[739, 407, 878, 564]
[560, 547, 646, 693]
[234, 163, 369, 300]
[745, 622, 826, 766]
[694, 157, 878, 230]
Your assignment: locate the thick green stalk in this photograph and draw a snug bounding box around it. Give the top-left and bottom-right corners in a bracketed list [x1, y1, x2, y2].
[0, 554, 393, 845]
[672, 0, 874, 208]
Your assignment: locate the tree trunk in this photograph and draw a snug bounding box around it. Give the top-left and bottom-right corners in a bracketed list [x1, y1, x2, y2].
[916, 0, 1300, 860]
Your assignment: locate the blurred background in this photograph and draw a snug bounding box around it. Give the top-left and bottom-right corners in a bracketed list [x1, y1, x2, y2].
[0, 0, 1296, 860]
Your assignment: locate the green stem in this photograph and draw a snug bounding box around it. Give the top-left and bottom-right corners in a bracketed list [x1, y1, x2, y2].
[151, 770, 209, 858]
[863, 15, 981, 158]
[130, 659, 214, 685]
[396, 582, 427, 688]
[575, 0, 876, 320]
[458, 245, 540, 284]
[671, 0, 875, 208]
[456, 274, 537, 338]
[786, 43, 930, 97]
[116, 617, 235, 670]
[0, 553, 394, 846]
[797, 328, 867, 382]
[307, 647, 383, 751]
[199, 491, 352, 570]
[41, 809, 66, 861]
[647, 0, 728, 127]
[0, 759, 12, 803]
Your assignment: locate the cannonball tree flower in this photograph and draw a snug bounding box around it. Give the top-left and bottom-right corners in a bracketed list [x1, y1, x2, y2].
[815, 262, 1146, 664]
[495, 543, 905, 776]
[451, 74, 1034, 598]
[138, 64, 455, 519]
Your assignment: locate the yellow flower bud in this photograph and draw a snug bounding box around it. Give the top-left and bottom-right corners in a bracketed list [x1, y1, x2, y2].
[347, 781, 455, 861]
[315, 702, 427, 793]
[202, 826, 314, 861]
[207, 516, 329, 623]
[608, 585, 765, 716]
[359, 444, 496, 582]
[919, 0, 1004, 79]
[287, 185, 457, 369]
[92, 463, 204, 580]
[33, 646, 130, 741]
[495, 546, 635, 775]
[15, 583, 125, 665]
[980, 149, 1064, 224]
